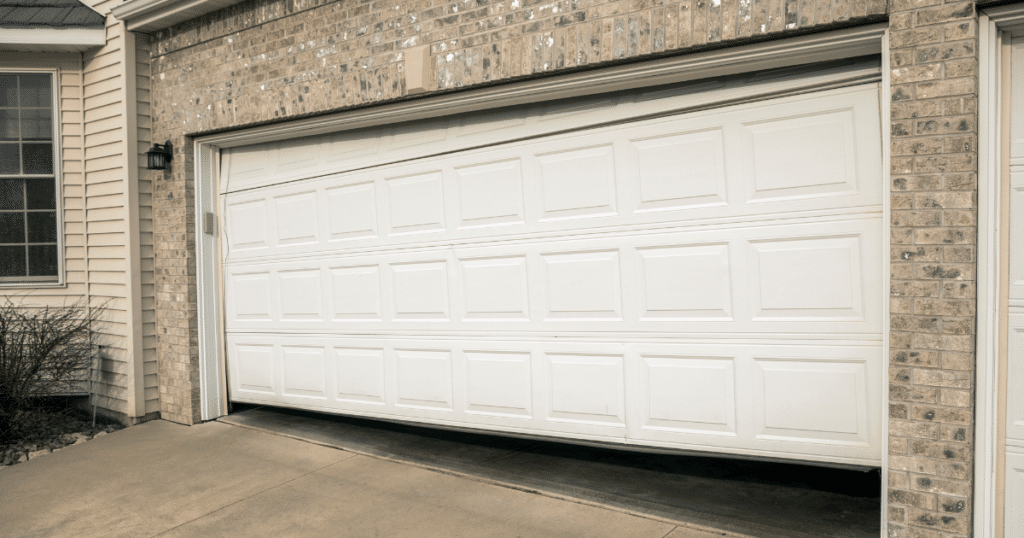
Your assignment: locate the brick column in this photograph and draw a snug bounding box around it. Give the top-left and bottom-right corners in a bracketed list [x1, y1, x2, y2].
[887, 1, 978, 536]
[153, 135, 201, 425]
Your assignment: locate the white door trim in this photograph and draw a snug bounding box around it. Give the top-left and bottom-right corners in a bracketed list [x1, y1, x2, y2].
[196, 141, 224, 421]
[881, 28, 892, 538]
[976, 6, 1024, 536]
[977, 13, 1002, 538]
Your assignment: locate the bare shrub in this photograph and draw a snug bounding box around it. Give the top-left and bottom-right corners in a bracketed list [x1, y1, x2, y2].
[0, 297, 104, 441]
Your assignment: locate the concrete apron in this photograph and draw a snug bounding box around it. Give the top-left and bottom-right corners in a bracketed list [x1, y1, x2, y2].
[221, 406, 880, 538]
[0, 419, 722, 538]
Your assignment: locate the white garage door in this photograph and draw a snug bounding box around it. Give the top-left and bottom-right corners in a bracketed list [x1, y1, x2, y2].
[219, 83, 884, 466]
[1003, 37, 1024, 537]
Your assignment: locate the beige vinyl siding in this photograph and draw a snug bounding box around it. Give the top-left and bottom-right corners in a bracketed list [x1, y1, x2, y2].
[70, 0, 156, 420]
[60, 66, 87, 301]
[135, 36, 158, 414]
[83, 14, 130, 415]
[0, 4, 156, 422]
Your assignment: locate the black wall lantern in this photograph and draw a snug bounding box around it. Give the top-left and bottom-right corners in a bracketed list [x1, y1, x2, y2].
[145, 141, 173, 170]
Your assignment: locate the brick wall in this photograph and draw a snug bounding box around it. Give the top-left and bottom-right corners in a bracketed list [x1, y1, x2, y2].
[146, 0, 984, 535]
[152, 138, 198, 426]
[148, 0, 887, 134]
[886, 1, 978, 536]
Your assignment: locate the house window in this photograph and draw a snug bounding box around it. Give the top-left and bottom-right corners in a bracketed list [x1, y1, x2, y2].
[0, 73, 59, 283]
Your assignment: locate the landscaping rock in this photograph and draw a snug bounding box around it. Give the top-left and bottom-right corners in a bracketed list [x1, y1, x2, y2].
[28, 448, 51, 460]
[1, 408, 125, 468]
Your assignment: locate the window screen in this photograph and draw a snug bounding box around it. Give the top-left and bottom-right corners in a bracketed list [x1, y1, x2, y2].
[0, 73, 59, 282]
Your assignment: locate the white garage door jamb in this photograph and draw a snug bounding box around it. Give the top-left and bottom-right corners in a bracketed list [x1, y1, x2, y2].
[880, 29, 892, 538]
[978, 5, 1024, 536]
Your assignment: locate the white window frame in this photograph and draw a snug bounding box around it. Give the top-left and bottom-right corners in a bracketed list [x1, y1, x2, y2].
[0, 67, 65, 288]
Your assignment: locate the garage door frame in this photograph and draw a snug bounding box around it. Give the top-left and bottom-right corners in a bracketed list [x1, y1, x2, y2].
[977, 6, 1024, 536]
[192, 20, 891, 530]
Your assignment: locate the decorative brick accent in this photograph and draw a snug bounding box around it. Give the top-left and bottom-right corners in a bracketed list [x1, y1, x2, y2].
[887, 0, 978, 536]
[152, 133, 201, 425]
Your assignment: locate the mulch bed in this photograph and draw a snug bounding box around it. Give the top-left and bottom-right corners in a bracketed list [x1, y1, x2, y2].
[1, 407, 124, 467]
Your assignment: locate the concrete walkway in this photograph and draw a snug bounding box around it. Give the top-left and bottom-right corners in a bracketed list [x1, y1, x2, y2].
[0, 420, 724, 538]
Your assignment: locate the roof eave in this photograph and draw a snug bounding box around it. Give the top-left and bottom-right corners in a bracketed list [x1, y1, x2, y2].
[0, 27, 105, 51]
[111, 0, 242, 33]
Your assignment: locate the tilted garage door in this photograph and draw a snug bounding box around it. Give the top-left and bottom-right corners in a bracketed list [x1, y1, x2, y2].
[219, 82, 884, 466]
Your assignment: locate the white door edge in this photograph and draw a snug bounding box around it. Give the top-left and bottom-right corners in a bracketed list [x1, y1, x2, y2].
[974, 5, 1024, 535]
[976, 14, 1002, 538]
[197, 141, 225, 421]
[880, 28, 892, 538]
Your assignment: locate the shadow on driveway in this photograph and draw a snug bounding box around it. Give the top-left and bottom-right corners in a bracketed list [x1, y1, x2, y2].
[223, 404, 881, 538]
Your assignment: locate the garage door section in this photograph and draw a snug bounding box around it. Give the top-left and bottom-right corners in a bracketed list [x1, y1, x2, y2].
[219, 84, 884, 466]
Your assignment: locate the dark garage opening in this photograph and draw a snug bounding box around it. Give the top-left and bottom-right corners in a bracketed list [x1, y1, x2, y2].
[224, 404, 880, 538]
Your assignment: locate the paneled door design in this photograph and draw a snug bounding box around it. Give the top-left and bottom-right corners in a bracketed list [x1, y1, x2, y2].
[219, 84, 885, 466]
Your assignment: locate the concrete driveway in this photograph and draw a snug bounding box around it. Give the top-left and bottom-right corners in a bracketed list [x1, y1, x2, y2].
[0, 420, 725, 538]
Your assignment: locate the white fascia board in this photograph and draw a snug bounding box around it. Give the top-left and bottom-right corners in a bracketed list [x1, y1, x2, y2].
[111, 0, 242, 32]
[0, 27, 105, 49]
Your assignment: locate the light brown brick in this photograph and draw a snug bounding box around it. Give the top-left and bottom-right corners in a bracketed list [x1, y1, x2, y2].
[893, 175, 942, 191]
[910, 439, 970, 461]
[913, 368, 971, 389]
[907, 508, 968, 534]
[915, 78, 976, 100]
[890, 471, 910, 489]
[891, 382, 940, 401]
[893, 64, 942, 85]
[889, 27, 944, 49]
[937, 495, 969, 514]
[890, 489, 937, 510]
[894, 137, 944, 156]
[915, 41, 975, 63]
[914, 2, 973, 26]
[911, 475, 970, 497]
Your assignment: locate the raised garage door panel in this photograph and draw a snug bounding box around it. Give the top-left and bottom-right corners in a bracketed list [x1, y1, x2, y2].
[221, 85, 884, 465]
